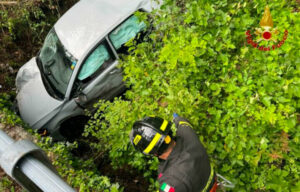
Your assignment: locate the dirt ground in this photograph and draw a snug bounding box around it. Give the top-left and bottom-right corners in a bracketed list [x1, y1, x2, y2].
[96, 159, 150, 192]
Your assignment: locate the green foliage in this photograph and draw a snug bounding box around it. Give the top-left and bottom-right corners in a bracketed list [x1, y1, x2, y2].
[0, 0, 78, 44]
[84, 0, 300, 191]
[0, 0, 55, 55]
[0, 176, 13, 191]
[0, 93, 23, 126]
[0, 176, 22, 192]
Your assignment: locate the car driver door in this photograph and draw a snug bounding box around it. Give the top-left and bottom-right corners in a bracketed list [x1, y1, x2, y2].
[72, 39, 124, 109]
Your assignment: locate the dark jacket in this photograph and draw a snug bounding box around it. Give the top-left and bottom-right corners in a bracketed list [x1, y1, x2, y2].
[157, 117, 213, 192]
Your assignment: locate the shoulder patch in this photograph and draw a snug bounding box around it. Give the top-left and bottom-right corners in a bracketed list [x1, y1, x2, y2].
[161, 182, 175, 192]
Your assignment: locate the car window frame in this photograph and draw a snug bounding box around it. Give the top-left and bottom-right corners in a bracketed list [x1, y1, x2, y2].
[108, 11, 148, 55]
[70, 37, 118, 97]
[80, 40, 115, 81]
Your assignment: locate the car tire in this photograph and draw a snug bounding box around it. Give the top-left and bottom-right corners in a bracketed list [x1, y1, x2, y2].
[59, 116, 89, 142]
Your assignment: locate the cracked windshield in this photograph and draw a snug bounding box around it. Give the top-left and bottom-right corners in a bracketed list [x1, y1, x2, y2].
[39, 29, 76, 97]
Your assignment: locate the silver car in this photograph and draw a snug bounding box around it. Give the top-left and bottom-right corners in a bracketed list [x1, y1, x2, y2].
[15, 0, 161, 140]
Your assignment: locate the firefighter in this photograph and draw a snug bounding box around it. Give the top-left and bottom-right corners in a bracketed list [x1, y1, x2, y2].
[129, 115, 218, 192]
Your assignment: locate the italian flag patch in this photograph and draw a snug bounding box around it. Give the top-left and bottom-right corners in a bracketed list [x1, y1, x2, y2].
[161, 182, 175, 192]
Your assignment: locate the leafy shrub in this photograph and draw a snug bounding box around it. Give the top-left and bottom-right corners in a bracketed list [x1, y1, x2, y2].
[0, 93, 22, 126]
[0, 0, 76, 60]
[84, 0, 300, 191]
[0, 0, 78, 44]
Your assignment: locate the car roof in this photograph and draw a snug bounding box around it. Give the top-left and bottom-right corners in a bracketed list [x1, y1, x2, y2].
[54, 0, 157, 59]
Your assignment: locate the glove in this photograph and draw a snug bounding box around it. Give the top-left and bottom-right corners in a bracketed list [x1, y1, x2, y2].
[172, 113, 184, 127]
[173, 113, 179, 118]
[173, 113, 192, 128]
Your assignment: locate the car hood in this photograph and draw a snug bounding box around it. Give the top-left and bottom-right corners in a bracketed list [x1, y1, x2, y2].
[16, 57, 63, 128]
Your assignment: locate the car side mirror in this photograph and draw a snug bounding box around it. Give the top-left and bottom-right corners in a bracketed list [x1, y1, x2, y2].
[74, 92, 88, 107]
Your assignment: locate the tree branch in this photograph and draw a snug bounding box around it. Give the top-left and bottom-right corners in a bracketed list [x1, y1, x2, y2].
[0, 1, 18, 5]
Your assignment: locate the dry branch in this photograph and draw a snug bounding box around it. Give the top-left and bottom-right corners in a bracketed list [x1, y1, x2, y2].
[0, 1, 18, 5]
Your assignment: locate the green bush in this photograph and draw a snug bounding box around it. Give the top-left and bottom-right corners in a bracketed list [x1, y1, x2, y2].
[0, 0, 60, 60]
[0, 0, 78, 44]
[84, 0, 300, 191]
[0, 93, 22, 126]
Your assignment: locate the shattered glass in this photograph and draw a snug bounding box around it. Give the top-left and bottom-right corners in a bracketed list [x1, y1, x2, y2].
[39, 29, 76, 97]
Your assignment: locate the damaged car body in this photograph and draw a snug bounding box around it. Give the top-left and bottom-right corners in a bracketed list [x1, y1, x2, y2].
[15, 0, 161, 140]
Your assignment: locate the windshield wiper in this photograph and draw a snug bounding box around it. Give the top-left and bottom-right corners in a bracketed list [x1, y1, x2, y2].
[45, 66, 59, 85]
[36, 57, 63, 100]
[42, 59, 59, 85]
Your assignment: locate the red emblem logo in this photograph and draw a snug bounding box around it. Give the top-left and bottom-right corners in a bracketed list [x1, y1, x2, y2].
[245, 6, 288, 51]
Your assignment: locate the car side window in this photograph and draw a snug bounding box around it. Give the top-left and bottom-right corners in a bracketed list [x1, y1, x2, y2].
[78, 40, 114, 81]
[109, 15, 146, 54]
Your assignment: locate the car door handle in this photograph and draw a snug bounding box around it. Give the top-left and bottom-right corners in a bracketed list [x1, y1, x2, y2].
[74, 92, 88, 108]
[109, 69, 119, 74]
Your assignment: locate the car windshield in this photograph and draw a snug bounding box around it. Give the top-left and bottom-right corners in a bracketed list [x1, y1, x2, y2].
[38, 29, 77, 98]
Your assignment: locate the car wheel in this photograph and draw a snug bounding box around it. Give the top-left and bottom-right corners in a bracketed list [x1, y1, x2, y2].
[59, 116, 89, 142]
